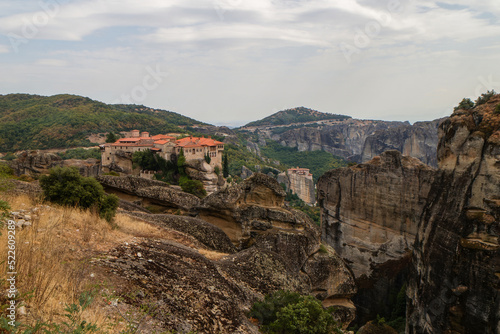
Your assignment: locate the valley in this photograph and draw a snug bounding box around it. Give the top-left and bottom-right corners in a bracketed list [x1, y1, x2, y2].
[0, 92, 499, 333]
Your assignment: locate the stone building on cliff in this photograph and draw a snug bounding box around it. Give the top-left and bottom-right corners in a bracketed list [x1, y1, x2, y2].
[278, 167, 316, 205]
[100, 130, 224, 174]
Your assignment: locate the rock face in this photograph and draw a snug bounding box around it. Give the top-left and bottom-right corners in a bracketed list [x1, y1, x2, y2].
[248, 118, 441, 166]
[361, 120, 440, 167]
[279, 168, 316, 205]
[184, 159, 225, 195]
[317, 150, 436, 323]
[9, 151, 63, 175]
[318, 150, 435, 279]
[407, 96, 500, 333]
[8, 151, 101, 177]
[100, 173, 358, 332]
[96, 175, 200, 211]
[195, 174, 357, 323]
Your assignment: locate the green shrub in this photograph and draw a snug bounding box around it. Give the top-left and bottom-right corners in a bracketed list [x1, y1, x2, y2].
[179, 176, 206, 198]
[104, 171, 120, 176]
[454, 98, 475, 111]
[249, 291, 342, 334]
[214, 166, 220, 175]
[105, 132, 119, 143]
[476, 90, 496, 106]
[204, 153, 211, 164]
[40, 167, 118, 222]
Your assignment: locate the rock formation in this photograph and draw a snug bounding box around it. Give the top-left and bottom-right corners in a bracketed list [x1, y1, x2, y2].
[361, 120, 440, 167]
[184, 159, 225, 195]
[317, 150, 436, 323]
[318, 150, 435, 279]
[8, 151, 101, 177]
[407, 96, 500, 333]
[246, 118, 442, 166]
[96, 175, 200, 212]
[317, 94, 500, 332]
[279, 167, 316, 205]
[98, 173, 358, 332]
[9, 151, 64, 175]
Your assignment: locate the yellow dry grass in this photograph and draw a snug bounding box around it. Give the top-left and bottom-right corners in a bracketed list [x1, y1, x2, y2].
[198, 249, 229, 261]
[0, 193, 163, 331]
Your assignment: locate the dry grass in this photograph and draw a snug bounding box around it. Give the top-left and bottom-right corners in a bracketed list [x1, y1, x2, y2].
[198, 249, 229, 261]
[0, 193, 168, 331]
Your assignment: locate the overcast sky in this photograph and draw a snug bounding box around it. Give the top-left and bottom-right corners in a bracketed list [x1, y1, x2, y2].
[0, 0, 499, 126]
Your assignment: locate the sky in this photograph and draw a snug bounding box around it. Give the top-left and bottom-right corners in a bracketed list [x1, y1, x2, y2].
[0, 0, 499, 126]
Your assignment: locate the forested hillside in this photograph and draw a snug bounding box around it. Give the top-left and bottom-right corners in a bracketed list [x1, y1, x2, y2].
[0, 94, 204, 151]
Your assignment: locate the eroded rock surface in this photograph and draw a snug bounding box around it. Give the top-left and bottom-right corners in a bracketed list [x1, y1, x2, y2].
[100, 173, 358, 332]
[96, 175, 200, 211]
[318, 150, 435, 279]
[407, 95, 500, 334]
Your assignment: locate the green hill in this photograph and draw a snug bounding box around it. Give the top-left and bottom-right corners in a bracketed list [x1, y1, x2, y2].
[0, 94, 205, 152]
[244, 107, 351, 127]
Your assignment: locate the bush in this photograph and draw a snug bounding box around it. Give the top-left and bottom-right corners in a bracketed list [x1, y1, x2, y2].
[179, 176, 206, 198]
[103, 171, 120, 176]
[214, 166, 220, 175]
[476, 90, 496, 106]
[249, 290, 342, 334]
[454, 98, 475, 111]
[40, 167, 118, 222]
[204, 153, 211, 164]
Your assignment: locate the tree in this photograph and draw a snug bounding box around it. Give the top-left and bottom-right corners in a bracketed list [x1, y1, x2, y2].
[105, 132, 119, 143]
[454, 98, 474, 111]
[204, 153, 211, 164]
[476, 90, 496, 106]
[177, 148, 186, 176]
[223, 153, 229, 177]
[40, 167, 119, 222]
[249, 290, 342, 334]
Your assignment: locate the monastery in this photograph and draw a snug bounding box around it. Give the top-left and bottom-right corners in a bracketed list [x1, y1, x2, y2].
[100, 130, 224, 174]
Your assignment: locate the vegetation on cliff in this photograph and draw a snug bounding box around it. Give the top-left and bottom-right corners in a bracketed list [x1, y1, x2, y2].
[261, 140, 347, 182]
[244, 107, 351, 127]
[0, 94, 203, 152]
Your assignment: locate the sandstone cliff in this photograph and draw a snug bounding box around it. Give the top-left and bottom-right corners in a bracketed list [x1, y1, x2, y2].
[317, 150, 435, 279]
[407, 95, 500, 333]
[184, 159, 225, 195]
[96, 175, 201, 212]
[97, 173, 357, 332]
[317, 150, 436, 323]
[245, 118, 441, 167]
[8, 151, 101, 177]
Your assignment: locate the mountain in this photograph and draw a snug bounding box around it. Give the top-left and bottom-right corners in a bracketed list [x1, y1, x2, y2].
[243, 106, 351, 127]
[0, 94, 205, 152]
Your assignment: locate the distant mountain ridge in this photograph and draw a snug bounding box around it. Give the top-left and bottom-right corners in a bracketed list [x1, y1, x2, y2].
[0, 94, 205, 152]
[243, 106, 351, 127]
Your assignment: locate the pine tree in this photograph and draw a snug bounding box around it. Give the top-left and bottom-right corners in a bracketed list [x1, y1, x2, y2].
[105, 132, 118, 143]
[223, 153, 229, 177]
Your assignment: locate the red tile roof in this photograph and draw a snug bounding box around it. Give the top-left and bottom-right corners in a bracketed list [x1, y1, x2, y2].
[175, 136, 224, 148]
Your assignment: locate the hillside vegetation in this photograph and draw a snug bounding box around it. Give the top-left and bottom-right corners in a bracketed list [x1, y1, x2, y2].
[261, 140, 347, 182]
[0, 94, 204, 152]
[244, 106, 351, 127]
